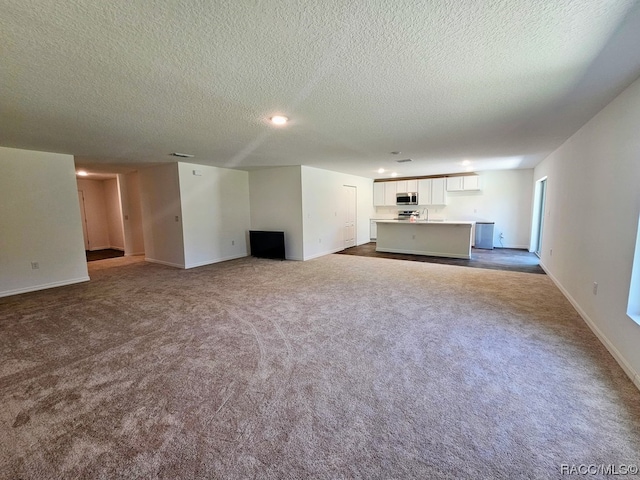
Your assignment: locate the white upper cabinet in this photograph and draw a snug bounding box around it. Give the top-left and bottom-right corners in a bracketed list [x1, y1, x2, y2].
[446, 174, 480, 191]
[395, 179, 419, 193]
[383, 182, 397, 206]
[417, 178, 447, 205]
[375, 176, 455, 206]
[417, 179, 432, 205]
[374, 181, 401, 206]
[463, 174, 480, 190]
[431, 177, 446, 204]
[373, 182, 385, 206]
[446, 176, 463, 192]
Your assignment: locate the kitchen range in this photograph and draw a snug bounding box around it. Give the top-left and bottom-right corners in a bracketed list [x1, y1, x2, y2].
[394, 210, 420, 221]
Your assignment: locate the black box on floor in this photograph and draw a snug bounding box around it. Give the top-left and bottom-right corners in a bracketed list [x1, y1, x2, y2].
[249, 231, 286, 260]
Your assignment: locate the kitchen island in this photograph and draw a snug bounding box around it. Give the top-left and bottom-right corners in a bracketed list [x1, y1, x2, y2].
[375, 220, 474, 259]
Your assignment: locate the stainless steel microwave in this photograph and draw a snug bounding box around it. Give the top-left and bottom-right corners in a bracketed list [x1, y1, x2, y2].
[396, 192, 418, 205]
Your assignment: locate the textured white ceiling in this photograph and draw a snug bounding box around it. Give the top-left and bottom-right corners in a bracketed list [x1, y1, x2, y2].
[2, 0, 640, 179]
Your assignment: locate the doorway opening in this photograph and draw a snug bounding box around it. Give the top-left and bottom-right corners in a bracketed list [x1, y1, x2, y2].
[531, 177, 547, 257]
[75, 171, 145, 263]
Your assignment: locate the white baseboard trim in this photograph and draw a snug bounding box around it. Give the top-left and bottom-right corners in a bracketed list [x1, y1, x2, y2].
[184, 253, 248, 269]
[495, 244, 530, 250]
[125, 251, 145, 256]
[145, 258, 185, 269]
[0, 276, 90, 298]
[304, 247, 344, 261]
[110, 246, 124, 252]
[377, 247, 470, 259]
[88, 245, 111, 251]
[540, 261, 640, 392]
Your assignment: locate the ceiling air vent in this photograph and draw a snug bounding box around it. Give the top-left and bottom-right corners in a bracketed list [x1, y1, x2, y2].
[396, 158, 412, 163]
[170, 152, 194, 158]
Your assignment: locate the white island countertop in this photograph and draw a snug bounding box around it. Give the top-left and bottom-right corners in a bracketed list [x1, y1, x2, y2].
[375, 220, 474, 225]
[375, 220, 473, 259]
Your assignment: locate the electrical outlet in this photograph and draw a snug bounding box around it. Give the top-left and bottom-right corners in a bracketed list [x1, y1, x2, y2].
[593, 282, 598, 295]
[231, 240, 235, 246]
[499, 233, 504, 239]
[175, 216, 179, 222]
[31, 262, 39, 270]
[550, 249, 553, 256]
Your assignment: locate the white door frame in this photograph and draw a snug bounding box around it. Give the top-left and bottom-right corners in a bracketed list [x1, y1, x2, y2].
[78, 190, 90, 251]
[530, 176, 547, 256]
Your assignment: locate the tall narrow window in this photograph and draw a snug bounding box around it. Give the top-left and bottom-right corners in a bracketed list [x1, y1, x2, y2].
[628, 215, 640, 325]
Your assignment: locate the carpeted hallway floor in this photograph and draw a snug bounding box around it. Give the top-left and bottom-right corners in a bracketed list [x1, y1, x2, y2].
[1, 254, 639, 479]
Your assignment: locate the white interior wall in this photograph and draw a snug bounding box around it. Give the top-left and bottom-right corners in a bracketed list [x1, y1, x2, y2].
[249, 167, 304, 260]
[76, 178, 111, 250]
[374, 169, 534, 248]
[138, 163, 185, 268]
[301, 166, 374, 260]
[534, 75, 640, 389]
[118, 172, 145, 256]
[103, 178, 124, 250]
[178, 162, 251, 268]
[444, 170, 533, 248]
[0, 147, 88, 297]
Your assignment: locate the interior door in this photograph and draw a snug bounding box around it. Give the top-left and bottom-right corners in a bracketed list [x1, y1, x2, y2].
[78, 190, 90, 250]
[343, 185, 356, 248]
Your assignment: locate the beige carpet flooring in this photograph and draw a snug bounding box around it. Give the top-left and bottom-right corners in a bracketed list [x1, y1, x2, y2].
[1, 254, 639, 479]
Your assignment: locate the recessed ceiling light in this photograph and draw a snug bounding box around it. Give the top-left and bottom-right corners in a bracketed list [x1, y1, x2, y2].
[378, 168, 385, 174]
[270, 115, 289, 125]
[462, 160, 471, 166]
[77, 171, 88, 176]
[391, 172, 398, 177]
